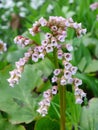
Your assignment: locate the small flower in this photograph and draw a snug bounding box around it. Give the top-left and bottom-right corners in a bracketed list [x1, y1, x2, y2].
[53, 69, 61, 76]
[68, 17, 74, 23]
[63, 53, 72, 61]
[51, 26, 58, 32]
[74, 78, 82, 87]
[44, 98, 51, 106]
[24, 51, 32, 58]
[24, 39, 32, 46]
[77, 23, 82, 28]
[63, 61, 72, 70]
[70, 66, 78, 75]
[15, 57, 28, 68]
[81, 91, 86, 98]
[39, 53, 45, 59]
[37, 106, 48, 116]
[41, 39, 49, 46]
[72, 22, 78, 29]
[61, 31, 67, 36]
[74, 87, 86, 99]
[39, 17, 47, 26]
[45, 44, 53, 53]
[8, 69, 22, 87]
[51, 37, 58, 47]
[67, 77, 73, 84]
[64, 70, 72, 79]
[43, 89, 51, 98]
[34, 46, 39, 52]
[38, 100, 45, 106]
[82, 29, 87, 34]
[60, 76, 67, 86]
[52, 86, 58, 95]
[52, 76, 58, 83]
[32, 53, 39, 62]
[57, 49, 63, 59]
[7, 78, 18, 87]
[75, 97, 83, 104]
[65, 20, 70, 27]
[29, 28, 36, 36]
[57, 35, 65, 42]
[78, 29, 87, 36]
[66, 44, 73, 51]
[38, 46, 44, 52]
[74, 88, 81, 95]
[9, 69, 21, 78]
[45, 33, 52, 39]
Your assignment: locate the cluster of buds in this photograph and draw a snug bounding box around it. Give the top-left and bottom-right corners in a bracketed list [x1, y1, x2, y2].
[14, 36, 33, 48]
[37, 86, 58, 116]
[0, 39, 7, 54]
[7, 48, 33, 87]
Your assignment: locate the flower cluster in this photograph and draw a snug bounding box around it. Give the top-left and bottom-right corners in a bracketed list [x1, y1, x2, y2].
[14, 36, 33, 48]
[7, 48, 33, 87]
[37, 86, 58, 116]
[74, 85, 86, 104]
[52, 43, 86, 104]
[29, 16, 86, 38]
[8, 16, 86, 111]
[0, 39, 7, 54]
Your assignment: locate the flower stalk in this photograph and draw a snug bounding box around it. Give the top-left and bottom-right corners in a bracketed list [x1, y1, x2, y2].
[53, 48, 66, 130]
[59, 84, 66, 130]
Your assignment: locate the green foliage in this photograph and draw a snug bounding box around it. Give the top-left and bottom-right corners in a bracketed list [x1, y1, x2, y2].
[80, 98, 98, 130]
[85, 60, 98, 73]
[34, 117, 60, 130]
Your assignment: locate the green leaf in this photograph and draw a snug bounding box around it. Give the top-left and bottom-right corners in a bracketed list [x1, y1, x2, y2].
[7, 48, 27, 63]
[34, 117, 60, 130]
[0, 58, 54, 124]
[78, 57, 87, 72]
[84, 60, 98, 73]
[0, 114, 25, 130]
[80, 98, 98, 130]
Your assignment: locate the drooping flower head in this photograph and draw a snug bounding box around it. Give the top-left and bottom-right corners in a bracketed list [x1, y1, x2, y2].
[8, 16, 86, 116]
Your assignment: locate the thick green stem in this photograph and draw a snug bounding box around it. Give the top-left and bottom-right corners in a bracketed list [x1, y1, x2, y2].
[53, 48, 59, 68]
[59, 85, 66, 130]
[53, 48, 66, 130]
